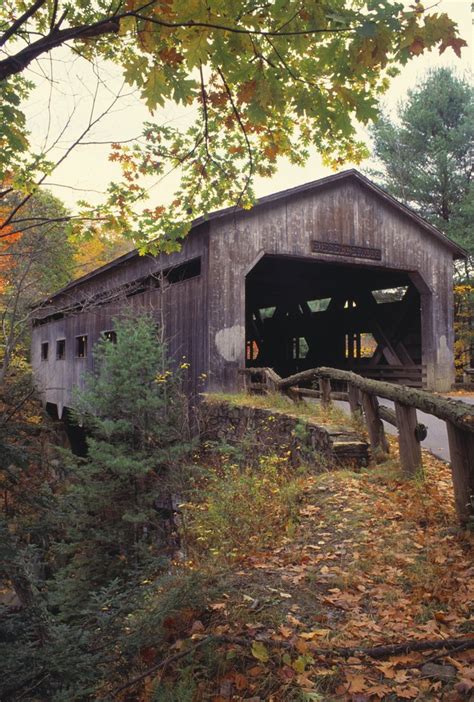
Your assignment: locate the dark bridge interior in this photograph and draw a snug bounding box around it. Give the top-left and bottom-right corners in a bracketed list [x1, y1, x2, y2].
[245, 255, 423, 386]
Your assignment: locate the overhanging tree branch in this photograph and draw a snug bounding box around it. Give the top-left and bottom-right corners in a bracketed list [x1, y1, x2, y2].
[0, 1, 359, 83]
[0, 0, 47, 48]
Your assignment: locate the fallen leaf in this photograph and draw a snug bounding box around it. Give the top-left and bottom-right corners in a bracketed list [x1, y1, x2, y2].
[190, 620, 205, 634]
[300, 629, 330, 640]
[233, 672, 248, 690]
[396, 684, 421, 699]
[279, 625, 293, 638]
[345, 673, 368, 693]
[251, 640, 270, 663]
[455, 677, 474, 694]
[248, 665, 263, 677]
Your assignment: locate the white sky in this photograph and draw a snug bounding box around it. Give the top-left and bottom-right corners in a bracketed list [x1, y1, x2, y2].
[24, 0, 473, 212]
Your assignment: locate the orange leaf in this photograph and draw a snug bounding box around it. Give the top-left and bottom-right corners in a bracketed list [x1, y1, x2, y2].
[299, 629, 330, 640]
[233, 673, 248, 690]
[409, 38, 425, 55]
[279, 625, 293, 638]
[345, 673, 368, 693]
[396, 685, 421, 699]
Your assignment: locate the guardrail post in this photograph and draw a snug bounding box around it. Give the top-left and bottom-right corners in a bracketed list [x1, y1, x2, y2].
[319, 378, 332, 407]
[394, 401, 423, 476]
[348, 384, 362, 416]
[361, 392, 389, 461]
[446, 421, 474, 526]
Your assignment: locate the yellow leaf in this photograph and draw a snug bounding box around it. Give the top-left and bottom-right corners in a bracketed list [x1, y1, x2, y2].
[292, 655, 307, 674]
[299, 629, 330, 640]
[119, 15, 136, 35]
[251, 640, 270, 663]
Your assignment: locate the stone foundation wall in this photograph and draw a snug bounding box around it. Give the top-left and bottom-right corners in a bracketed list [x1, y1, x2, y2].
[201, 398, 369, 470]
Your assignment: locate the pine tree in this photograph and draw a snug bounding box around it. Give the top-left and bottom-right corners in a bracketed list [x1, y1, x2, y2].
[54, 315, 192, 611]
[369, 68, 473, 272]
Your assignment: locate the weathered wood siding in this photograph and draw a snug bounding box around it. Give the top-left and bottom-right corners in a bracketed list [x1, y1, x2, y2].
[207, 179, 454, 392]
[32, 227, 209, 415]
[32, 172, 459, 412]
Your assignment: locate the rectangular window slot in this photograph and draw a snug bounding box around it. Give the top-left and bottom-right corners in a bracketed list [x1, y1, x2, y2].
[103, 330, 117, 343]
[75, 335, 88, 358]
[125, 277, 151, 298]
[56, 339, 66, 360]
[166, 258, 201, 284]
[34, 258, 202, 324]
[41, 342, 49, 361]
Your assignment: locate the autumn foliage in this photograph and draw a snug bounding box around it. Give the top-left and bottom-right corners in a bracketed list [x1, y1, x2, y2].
[0, 0, 469, 251]
[454, 284, 473, 378]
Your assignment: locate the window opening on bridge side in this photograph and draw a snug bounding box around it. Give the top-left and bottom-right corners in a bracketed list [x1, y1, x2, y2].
[345, 332, 377, 360]
[102, 330, 117, 343]
[75, 335, 88, 358]
[56, 339, 66, 360]
[372, 286, 408, 304]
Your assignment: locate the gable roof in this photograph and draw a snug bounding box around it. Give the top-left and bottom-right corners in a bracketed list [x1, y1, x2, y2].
[194, 169, 466, 258]
[41, 169, 466, 304]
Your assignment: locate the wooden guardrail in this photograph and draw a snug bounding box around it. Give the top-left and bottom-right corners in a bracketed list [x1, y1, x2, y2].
[239, 366, 474, 526]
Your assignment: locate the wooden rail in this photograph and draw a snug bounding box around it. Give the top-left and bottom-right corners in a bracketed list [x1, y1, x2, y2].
[239, 366, 474, 526]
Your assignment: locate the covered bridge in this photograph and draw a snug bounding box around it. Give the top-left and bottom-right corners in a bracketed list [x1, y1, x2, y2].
[31, 169, 464, 418]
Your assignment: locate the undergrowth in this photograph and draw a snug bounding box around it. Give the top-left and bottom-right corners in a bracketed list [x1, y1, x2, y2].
[181, 453, 306, 561]
[112, 434, 473, 702]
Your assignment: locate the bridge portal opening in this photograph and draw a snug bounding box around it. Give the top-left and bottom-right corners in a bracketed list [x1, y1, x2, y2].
[245, 255, 423, 386]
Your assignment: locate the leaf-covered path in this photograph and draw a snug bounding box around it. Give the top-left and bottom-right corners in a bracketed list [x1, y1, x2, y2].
[140, 440, 474, 702]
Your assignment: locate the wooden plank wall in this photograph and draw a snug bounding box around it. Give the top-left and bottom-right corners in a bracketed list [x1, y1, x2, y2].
[31, 227, 209, 415]
[207, 179, 455, 392]
[32, 174, 457, 411]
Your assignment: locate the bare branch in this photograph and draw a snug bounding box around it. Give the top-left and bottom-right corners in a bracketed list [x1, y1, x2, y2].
[217, 66, 253, 205]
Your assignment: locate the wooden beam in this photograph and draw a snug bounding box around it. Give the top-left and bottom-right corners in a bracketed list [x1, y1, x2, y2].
[378, 405, 428, 440]
[378, 405, 398, 427]
[371, 285, 419, 366]
[320, 378, 332, 407]
[361, 391, 389, 461]
[395, 401, 423, 476]
[277, 367, 474, 433]
[446, 422, 474, 526]
[348, 384, 362, 416]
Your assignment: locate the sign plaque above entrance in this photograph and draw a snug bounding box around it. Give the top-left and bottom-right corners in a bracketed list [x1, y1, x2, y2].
[311, 240, 382, 261]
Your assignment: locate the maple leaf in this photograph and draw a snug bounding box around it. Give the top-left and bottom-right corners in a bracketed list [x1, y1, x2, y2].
[409, 38, 425, 55]
[142, 66, 168, 110]
[439, 36, 468, 58]
[396, 684, 421, 698]
[345, 673, 369, 693]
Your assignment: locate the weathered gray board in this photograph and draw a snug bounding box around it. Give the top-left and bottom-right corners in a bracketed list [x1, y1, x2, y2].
[31, 170, 464, 417]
